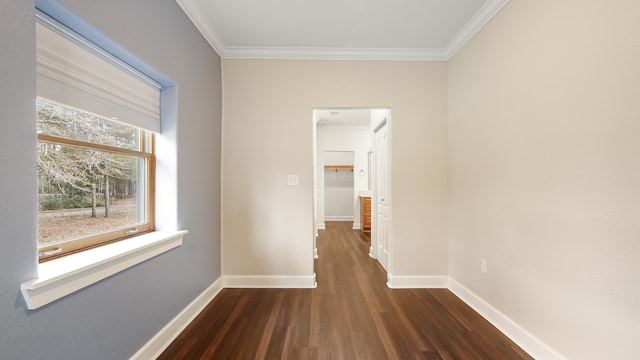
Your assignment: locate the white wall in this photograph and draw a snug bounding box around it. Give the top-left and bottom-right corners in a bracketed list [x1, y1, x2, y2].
[448, 0, 640, 359]
[323, 151, 355, 221]
[222, 60, 449, 280]
[323, 151, 354, 166]
[317, 130, 371, 228]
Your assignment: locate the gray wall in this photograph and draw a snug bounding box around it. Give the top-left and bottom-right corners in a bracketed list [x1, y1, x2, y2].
[0, 0, 222, 358]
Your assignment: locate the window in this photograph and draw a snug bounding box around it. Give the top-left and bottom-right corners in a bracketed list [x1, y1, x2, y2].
[36, 13, 160, 262]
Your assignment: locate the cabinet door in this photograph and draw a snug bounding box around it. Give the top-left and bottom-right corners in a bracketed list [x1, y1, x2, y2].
[361, 197, 371, 232]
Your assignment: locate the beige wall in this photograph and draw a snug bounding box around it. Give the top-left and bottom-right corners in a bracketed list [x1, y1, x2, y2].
[222, 60, 449, 278]
[448, 1, 640, 359]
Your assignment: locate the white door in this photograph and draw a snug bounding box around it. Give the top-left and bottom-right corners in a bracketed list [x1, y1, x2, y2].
[375, 120, 390, 272]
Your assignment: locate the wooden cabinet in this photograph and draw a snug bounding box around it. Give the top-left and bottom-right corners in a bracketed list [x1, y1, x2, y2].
[360, 196, 371, 233]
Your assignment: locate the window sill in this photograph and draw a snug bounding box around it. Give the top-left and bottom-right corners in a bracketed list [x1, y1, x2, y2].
[21, 230, 187, 310]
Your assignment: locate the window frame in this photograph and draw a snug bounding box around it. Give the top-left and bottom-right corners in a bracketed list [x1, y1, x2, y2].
[35, 13, 158, 262]
[37, 126, 156, 262]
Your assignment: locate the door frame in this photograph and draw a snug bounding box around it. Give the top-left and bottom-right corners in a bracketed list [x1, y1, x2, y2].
[311, 108, 392, 283]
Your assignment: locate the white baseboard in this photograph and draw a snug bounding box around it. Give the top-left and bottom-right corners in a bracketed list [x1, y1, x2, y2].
[316, 223, 326, 230]
[352, 222, 361, 230]
[130, 277, 223, 360]
[223, 274, 317, 288]
[448, 278, 566, 360]
[387, 274, 449, 289]
[324, 216, 353, 221]
[314, 247, 318, 259]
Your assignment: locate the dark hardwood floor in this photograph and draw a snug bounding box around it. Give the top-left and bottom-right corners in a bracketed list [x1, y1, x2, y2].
[158, 221, 532, 359]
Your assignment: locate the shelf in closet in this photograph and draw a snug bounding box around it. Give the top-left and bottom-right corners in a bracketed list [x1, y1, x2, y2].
[324, 165, 354, 171]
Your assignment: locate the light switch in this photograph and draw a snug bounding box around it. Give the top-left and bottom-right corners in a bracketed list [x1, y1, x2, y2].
[287, 174, 299, 186]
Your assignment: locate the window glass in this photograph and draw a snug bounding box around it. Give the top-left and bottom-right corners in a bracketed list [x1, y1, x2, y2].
[37, 99, 141, 150]
[37, 99, 153, 260]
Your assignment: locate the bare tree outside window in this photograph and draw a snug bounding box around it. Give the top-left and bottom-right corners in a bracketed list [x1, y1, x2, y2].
[37, 99, 145, 246]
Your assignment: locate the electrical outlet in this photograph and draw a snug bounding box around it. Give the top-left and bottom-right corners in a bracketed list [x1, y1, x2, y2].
[481, 259, 488, 275]
[287, 174, 299, 186]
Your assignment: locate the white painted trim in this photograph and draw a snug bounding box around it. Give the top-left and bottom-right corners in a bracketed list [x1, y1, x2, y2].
[352, 222, 361, 230]
[223, 274, 317, 288]
[448, 278, 566, 360]
[223, 47, 447, 61]
[314, 247, 319, 259]
[21, 230, 187, 310]
[130, 277, 224, 360]
[316, 222, 326, 230]
[174, 0, 226, 57]
[324, 216, 354, 221]
[386, 275, 449, 289]
[443, 0, 511, 59]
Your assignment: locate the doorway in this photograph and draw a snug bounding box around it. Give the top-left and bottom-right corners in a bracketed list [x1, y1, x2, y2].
[312, 108, 391, 276]
[323, 151, 355, 222]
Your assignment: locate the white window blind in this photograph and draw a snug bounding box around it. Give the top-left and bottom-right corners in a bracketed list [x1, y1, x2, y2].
[36, 13, 161, 133]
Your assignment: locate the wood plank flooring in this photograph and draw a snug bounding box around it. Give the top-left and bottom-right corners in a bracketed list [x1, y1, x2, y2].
[158, 221, 532, 359]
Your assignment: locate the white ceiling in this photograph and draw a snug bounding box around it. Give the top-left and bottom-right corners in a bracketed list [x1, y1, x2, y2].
[316, 109, 372, 128]
[175, 0, 510, 61]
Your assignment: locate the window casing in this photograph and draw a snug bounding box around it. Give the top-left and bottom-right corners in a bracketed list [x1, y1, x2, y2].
[36, 13, 160, 262]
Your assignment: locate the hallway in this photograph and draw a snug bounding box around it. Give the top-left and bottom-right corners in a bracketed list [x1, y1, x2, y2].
[158, 222, 531, 359]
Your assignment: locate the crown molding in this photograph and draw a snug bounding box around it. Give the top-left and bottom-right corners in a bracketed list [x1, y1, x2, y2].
[443, 0, 511, 60]
[175, 0, 510, 61]
[223, 47, 448, 61]
[174, 0, 226, 56]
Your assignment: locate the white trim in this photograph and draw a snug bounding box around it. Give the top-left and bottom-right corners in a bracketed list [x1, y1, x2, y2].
[21, 230, 187, 310]
[386, 275, 449, 289]
[314, 247, 319, 259]
[352, 222, 361, 230]
[130, 277, 224, 360]
[316, 222, 326, 230]
[223, 274, 317, 288]
[174, 0, 509, 61]
[324, 216, 353, 221]
[223, 47, 447, 61]
[174, 0, 226, 57]
[448, 278, 566, 360]
[443, 0, 511, 59]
